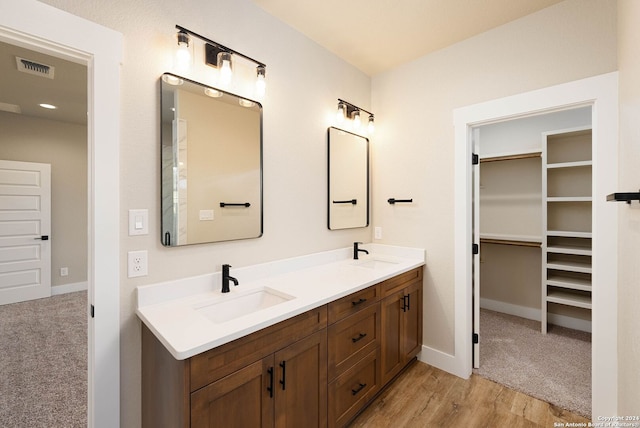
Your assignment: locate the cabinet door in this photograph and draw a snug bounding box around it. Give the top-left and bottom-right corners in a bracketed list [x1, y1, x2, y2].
[191, 356, 275, 428]
[274, 330, 328, 428]
[380, 289, 404, 385]
[401, 281, 422, 361]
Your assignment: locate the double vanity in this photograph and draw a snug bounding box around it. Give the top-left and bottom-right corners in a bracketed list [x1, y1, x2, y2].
[137, 244, 425, 427]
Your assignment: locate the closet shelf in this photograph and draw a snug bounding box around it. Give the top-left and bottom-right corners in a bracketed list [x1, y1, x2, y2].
[547, 275, 592, 292]
[546, 245, 592, 256]
[547, 230, 592, 238]
[546, 196, 592, 202]
[546, 260, 592, 274]
[546, 160, 593, 169]
[546, 290, 592, 309]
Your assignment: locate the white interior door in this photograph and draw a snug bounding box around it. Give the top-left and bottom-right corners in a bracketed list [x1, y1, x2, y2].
[472, 128, 480, 369]
[0, 160, 51, 305]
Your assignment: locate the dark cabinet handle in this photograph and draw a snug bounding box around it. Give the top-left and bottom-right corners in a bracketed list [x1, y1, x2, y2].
[351, 333, 367, 343]
[267, 367, 274, 398]
[401, 295, 407, 312]
[406, 293, 411, 311]
[279, 361, 286, 390]
[351, 383, 367, 396]
[351, 297, 367, 306]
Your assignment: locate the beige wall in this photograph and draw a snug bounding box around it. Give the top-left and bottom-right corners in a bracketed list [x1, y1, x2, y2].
[616, 0, 640, 414]
[0, 112, 87, 287]
[38, 0, 371, 425]
[371, 0, 617, 354]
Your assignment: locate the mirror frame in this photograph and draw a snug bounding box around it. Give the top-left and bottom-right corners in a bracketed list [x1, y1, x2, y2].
[160, 72, 263, 246]
[327, 126, 370, 230]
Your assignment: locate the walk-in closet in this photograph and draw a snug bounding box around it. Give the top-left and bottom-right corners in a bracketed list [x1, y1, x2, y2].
[474, 106, 593, 417]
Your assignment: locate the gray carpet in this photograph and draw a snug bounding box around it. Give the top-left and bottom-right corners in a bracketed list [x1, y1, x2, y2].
[0, 291, 87, 428]
[475, 309, 591, 418]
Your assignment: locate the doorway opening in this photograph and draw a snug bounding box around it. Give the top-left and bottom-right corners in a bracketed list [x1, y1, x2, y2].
[0, 40, 89, 425]
[471, 107, 593, 417]
[453, 72, 619, 418]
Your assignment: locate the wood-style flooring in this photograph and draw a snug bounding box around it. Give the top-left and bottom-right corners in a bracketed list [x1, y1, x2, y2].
[349, 360, 590, 427]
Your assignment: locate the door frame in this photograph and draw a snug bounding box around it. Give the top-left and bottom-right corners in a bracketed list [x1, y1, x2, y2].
[453, 72, 618, 418]
[0, 2, 122, 427]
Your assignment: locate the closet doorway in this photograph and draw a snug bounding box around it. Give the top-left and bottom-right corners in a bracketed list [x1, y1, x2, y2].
[472, 108, 593, 416]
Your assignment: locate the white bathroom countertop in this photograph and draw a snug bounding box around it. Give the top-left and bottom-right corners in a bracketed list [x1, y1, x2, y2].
[136, 244, 425, 360]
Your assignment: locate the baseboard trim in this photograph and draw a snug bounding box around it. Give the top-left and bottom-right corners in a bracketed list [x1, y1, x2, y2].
[419, 345, 469, 379]
[479, 297, 591, 333]
[52, 281, 88, 296]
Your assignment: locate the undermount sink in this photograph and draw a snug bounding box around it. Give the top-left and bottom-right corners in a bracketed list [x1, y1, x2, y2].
[195, 287, 295, 324]
[352, 258, 399, 269]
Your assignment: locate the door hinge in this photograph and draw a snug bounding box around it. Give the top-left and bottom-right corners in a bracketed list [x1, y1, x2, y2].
[473, 333, 479, 344]
[472, 153, 479, 165]
[472, 243, 479, 255]
[91, 304, 95, 318]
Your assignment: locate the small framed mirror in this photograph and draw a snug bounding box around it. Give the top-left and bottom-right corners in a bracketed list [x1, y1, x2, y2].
[327, 127, 369, 230]
[161, 73, 263, 246]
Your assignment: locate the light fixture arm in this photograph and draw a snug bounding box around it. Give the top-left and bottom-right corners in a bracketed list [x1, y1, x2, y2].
[175, 25, 266, 68]
[337, 98, 373, 118]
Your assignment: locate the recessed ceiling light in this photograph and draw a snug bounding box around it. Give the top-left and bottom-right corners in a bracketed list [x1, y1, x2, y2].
[39, 103, 57, 109]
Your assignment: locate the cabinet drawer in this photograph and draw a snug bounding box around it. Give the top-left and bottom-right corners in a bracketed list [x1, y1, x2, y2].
[190, 306, 327, 391]
[328, 284, 380, 324]
[328, 349, 380, 428]
[380, 267, 422, 297]
[328, 303, 380, 380]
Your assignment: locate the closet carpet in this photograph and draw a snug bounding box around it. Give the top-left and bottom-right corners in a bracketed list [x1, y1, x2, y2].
[0, 291, 87, 427]
[475, 309, 591, 418]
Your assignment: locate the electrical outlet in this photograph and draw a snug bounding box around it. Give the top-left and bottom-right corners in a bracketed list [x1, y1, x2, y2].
[128, 250, 148, 278]
[374, 226, 382, 240]
[60, 267, 68, 276]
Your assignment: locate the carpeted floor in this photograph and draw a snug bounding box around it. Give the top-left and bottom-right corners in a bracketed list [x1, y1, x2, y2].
[0, 291, 87, 427]
[475, 309, 591, 418]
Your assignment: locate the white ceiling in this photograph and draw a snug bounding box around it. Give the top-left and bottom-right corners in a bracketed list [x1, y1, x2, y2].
[251, 0, 565, 75]
[0, 41, 86, 125]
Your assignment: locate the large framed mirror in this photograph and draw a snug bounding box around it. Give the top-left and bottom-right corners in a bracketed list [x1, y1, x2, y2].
[161, 73, 263, 246]
[327, 127, 369, 230]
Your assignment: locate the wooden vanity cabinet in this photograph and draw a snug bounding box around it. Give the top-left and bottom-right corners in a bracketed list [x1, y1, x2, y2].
[142, 267, 423, 428]
[380, 268, 423, 385]
[142, 307, 327, 428]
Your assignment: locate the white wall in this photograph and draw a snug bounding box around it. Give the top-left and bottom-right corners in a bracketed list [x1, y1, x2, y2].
[38, 0, 371, 426]
[616, 0, 640, 415]
[371, 0, 617, 355]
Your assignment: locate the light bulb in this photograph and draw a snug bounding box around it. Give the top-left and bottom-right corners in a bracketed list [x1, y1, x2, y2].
[218, 52, 233, 86]
[175, 31, 191, 72]
[204, 87, 222, 98]
[368, 115, 375, 134]
[352, 110, 361, 130]
[239, 98, 255, 108]
[336, 102, 346, 124]
[255, 65, 266, 99]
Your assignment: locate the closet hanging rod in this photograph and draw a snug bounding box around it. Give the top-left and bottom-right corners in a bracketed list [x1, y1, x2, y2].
[480, 238, 541, 248]
[480, 152, 542, 163]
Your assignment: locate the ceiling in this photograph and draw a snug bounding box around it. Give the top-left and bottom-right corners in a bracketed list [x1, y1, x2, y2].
[0, 41, 86, 125]
[251, 0, 565, 75]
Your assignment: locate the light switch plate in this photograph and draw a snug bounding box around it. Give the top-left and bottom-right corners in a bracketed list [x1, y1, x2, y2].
[374, 226, 382, 240]
[128, 209, 149, 236]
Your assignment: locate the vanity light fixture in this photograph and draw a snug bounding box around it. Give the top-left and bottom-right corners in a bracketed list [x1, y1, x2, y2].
[175, 30, 191, 71]
[204, 87, 222, 98]
[336, 99, 374, 134]
[238, 98, 256, 108]
[174, 25, 267, 97]
[162, 74, 184, 86]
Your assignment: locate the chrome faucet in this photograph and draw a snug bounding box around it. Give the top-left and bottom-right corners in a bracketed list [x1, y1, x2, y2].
[353, 242, 369, 260]
[221, 264, 239, 293]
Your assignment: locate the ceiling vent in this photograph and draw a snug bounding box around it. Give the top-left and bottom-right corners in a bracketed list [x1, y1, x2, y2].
[15, 57, 55, 79]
